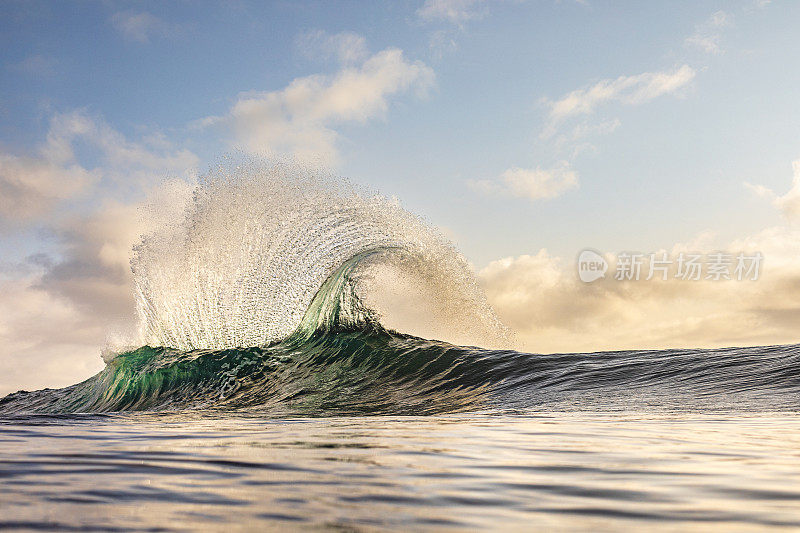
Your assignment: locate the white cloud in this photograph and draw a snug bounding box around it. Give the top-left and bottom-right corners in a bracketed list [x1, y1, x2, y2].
[110, 10, 172, 43]
[200, 46, 434, 164]
[568, 118, 622, 140]
[0, 274, 106, 396]
[470, 162, 578, 202]
[545, 65, 696, 124]
[746, 160, 800, 222]
[47, 111, 198, 182]
[550, 118, 621, 155]
[296, 30, 369, 65]
[428, 29, 459, 59]
[0, 154, 96, 227]
[417, 0, 485, 26]
[0, 110, 197, 231]
[685, 10, 733, 55]
[417, 0, 486, 56]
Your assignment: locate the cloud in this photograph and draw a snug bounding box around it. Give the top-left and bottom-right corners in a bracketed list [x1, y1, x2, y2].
[0, 274, 106, 395]
[42, 111, 198, 184]
[296, 30, 369, 65]
[567, 118, 622, 140]
[685, 10, 733, 55]
[0, 154, 96, 227]
[523, 65, 693, 201]
[417, 0, 486, 58]
[428, 29, 459, 59]
[479, 238, 795, 354]
[0, 110, 197, 230]
[550, 118, 621, 156]
[471, 162, 578, 202]
[545, 65, 696, 124]
[477, 162, 800, 353]
[110, 10, 173, 43]
[746, 160, 800, 222]
[417, 0, 486, 26]
[199, 46, 434, 164]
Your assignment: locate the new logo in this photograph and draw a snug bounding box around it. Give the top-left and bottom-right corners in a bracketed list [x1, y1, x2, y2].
[577, 249, 607, 283]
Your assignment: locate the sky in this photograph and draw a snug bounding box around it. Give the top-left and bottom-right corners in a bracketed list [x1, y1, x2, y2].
[2, 0, 800, 395]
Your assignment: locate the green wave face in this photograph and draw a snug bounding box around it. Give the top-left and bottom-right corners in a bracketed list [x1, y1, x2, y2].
[0, 332, 497, 416]
[4, 330, 800, 415]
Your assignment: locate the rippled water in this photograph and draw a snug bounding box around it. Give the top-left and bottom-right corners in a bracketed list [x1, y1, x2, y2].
[2, 411, 800, 531]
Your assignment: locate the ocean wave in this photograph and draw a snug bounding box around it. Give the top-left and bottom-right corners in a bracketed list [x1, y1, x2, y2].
[3, 158, 799, 415]
[3, 326, 799, 415]
[131, 157, 509, 351]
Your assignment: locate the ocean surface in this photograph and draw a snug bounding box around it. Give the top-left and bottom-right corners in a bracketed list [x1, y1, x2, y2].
[2, 412, 800, 531]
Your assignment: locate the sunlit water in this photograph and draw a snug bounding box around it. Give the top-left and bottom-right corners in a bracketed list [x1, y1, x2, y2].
[2, 410, 800, 531]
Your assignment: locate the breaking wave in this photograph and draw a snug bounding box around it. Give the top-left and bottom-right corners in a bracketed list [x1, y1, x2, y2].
[2, 158, 799, 415]
[131, 158, 509, 350]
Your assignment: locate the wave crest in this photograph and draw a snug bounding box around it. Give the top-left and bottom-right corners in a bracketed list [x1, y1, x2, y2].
[131, 157, 510, 350]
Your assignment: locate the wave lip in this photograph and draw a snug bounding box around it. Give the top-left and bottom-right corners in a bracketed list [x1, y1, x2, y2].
[132, 158, 509, 352]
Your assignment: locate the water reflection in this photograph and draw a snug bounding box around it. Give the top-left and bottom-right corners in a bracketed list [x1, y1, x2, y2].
[2, 412, 800, 530]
